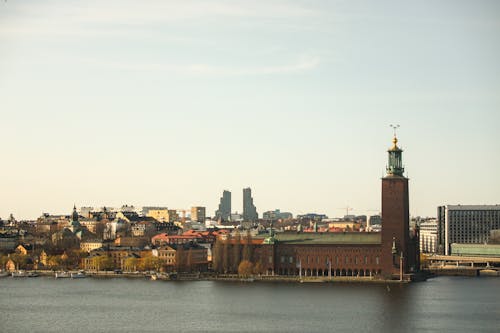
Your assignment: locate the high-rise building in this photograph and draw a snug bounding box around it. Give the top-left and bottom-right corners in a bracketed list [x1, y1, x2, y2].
[191, 206, 206, 223]
[437, 205, 500, 255]
[243, 187, 258, 221]
[215, 190, 231, 222]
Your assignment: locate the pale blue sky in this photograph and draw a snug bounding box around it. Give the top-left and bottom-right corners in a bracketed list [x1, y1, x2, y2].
[1, 0, 499, 219]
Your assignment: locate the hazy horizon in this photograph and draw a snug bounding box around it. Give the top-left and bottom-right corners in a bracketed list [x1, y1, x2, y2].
[1, 1, 499, 220]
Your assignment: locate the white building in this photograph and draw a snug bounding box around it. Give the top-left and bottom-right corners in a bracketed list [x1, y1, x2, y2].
[419, 219, 438, 253]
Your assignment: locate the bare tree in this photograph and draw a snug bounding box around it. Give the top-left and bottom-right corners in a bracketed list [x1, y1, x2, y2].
[232, 231, 241, 273]
[212, 238, 222, 273]
[242, 230, 253, 262]
[186, 248, 193, 273]
[175, 245, 185, 273]
[222, 236, 230, 274]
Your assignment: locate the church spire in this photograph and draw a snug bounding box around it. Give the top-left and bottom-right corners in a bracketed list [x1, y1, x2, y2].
[386, 125, 404, 177]
[72, 204, 79, 222]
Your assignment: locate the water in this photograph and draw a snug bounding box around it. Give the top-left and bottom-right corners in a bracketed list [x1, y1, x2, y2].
[1, 276, 499, 333]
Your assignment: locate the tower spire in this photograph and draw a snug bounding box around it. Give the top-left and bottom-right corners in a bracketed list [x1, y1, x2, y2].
[386, 125, 404, 177]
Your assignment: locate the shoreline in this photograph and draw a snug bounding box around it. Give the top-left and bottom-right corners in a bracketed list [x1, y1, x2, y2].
[3, 270, 425, 283]
[4, 269, 497, 282]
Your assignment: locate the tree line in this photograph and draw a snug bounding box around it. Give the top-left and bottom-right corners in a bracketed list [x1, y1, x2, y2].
[212, 231, 264, 276]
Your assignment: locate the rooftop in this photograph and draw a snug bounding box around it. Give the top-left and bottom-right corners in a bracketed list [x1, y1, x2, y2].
[257, 232, 381, 245]
[445, 205, 500, 211]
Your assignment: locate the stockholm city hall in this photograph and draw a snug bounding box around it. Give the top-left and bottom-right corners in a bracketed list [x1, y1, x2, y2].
[254, 134, 420, 280]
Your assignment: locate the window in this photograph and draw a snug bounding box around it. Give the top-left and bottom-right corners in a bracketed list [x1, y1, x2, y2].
[280, 256, 285, 263]
[268, 256, 273, 264]
[375, 257, 380, 265]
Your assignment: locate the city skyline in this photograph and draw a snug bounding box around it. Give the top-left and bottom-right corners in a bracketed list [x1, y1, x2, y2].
[1, 1, 500, 219]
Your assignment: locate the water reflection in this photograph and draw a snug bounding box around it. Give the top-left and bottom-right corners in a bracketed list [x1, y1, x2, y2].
[0, 277, 498, 333]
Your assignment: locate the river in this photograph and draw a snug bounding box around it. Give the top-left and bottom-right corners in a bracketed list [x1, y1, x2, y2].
[0, 276, 498, 332]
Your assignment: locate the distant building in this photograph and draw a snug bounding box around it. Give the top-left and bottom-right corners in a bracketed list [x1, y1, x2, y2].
[80, 239, 104, 253]
[191, 207, 206, 223]
[419, 219, 438, 253]
[297, 213, 328, 221]
[437, 205, 500, 255]
[242, 187, 258, 221]
[142, 206, 168, 217]
[230, 213, 243, 222]
[263, 209, 293, 220]
[215, 190, 231, 222]
[366, 215, 381, 231]
[79, 207, 94, 218]
[120, 205, 136, 213]
[147, 209, 178, 223]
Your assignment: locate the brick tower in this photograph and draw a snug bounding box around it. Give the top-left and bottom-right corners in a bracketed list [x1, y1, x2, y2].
[381, 134, 411, 277]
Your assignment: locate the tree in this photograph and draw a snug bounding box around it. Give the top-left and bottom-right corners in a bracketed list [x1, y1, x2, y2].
[253, 261, 264, 275]
[10, 253, 28, 270]
[124, 257, 138, 272]
[95, 256, 113, 271]
[232, 231, 241, 273]
[212, 238, 223, 273]
[242, 231, 253, 262]
[222, 237, 230, 274]
[175, 245, 185, 273]
[142, 256, 160, 272]
[238, 260, 253, 277]
[67, 250, 87, 269]
[186, 248, 193, 273]
[0, 254, 8, 268]
[48, 255, 62, 270]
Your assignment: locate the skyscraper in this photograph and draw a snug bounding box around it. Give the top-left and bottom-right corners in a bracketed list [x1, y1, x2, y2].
[243, 187, 258, 222]
[215, 190, 231, 222]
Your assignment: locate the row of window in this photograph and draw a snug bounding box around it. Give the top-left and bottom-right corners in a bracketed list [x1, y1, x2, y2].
[275, 256, 380, 265]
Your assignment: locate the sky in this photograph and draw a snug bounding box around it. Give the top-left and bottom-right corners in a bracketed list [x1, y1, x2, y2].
[1, 0, 499, 220]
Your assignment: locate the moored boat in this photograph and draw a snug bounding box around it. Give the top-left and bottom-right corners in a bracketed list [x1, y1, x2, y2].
[479, 269, 499, 277]
[0, 270, 10, 278]
[71, 271, 87, 279]
[55, 271, 71, 279]
[11, 270, 27, 278]
[27, 272, 40, 277]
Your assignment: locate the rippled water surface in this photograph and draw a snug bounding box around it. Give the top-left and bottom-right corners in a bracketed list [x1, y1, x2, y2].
[1, 276, 499, 332]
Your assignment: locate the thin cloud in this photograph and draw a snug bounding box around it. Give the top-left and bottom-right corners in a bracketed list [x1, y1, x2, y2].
[0, 0, 322, 37]
[80, 56, 321, 76]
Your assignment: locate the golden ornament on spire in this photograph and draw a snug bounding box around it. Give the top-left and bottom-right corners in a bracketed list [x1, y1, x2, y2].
[391, 136, 399, 150]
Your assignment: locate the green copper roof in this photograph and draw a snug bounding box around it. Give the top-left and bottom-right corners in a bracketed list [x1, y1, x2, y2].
[386, 136, 404, 176]
[265, 232, 381, 245]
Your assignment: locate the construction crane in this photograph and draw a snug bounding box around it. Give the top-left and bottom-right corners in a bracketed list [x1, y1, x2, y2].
[337, 206, 353, 218]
